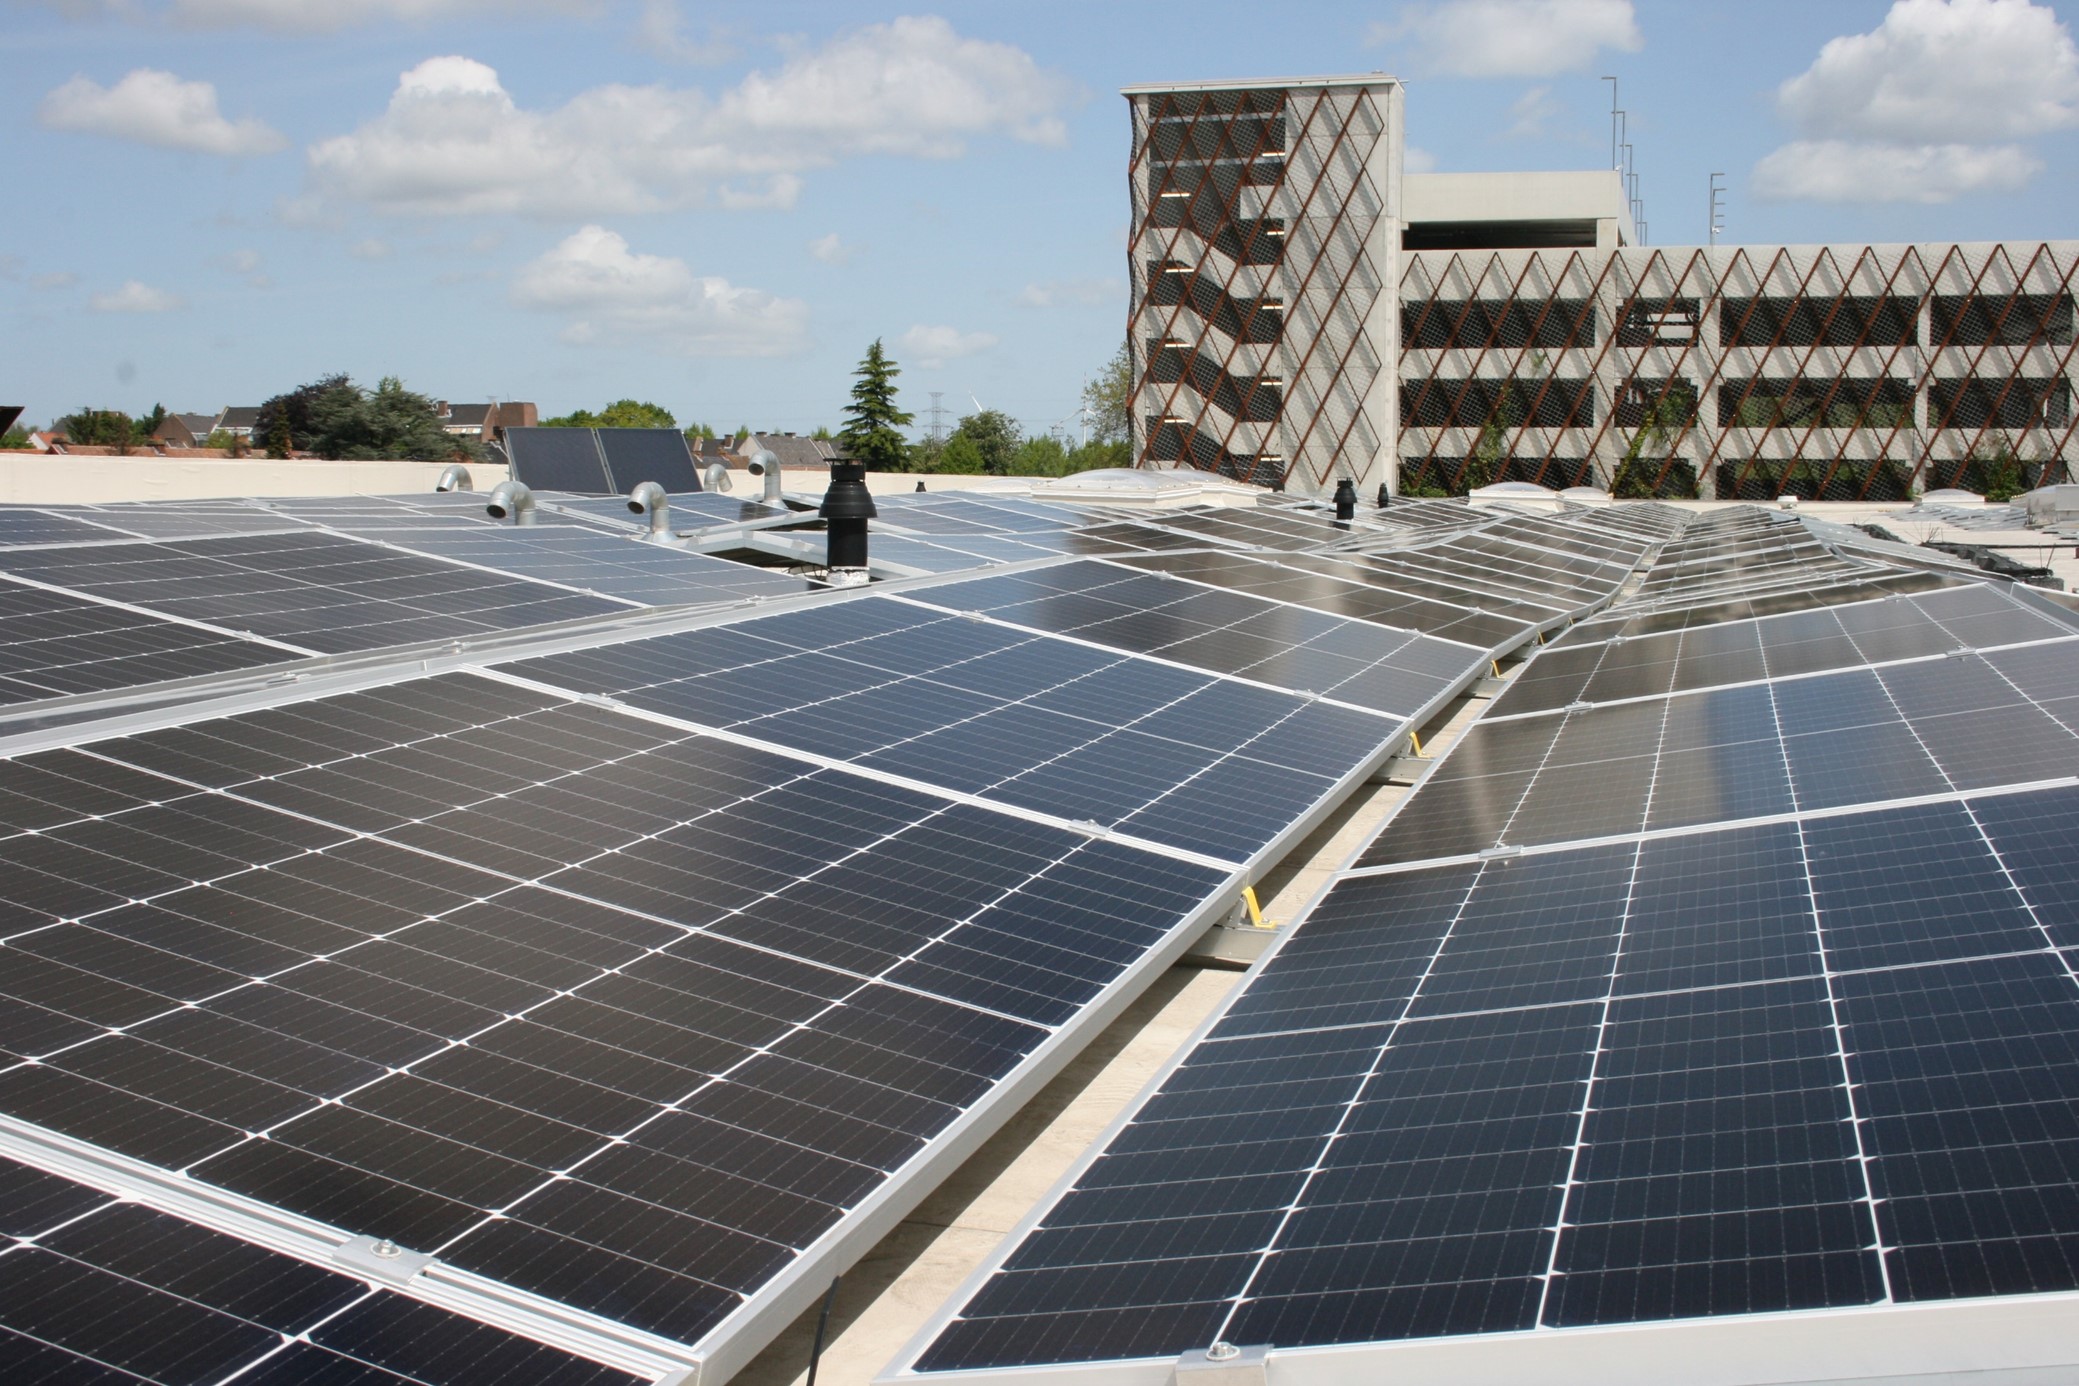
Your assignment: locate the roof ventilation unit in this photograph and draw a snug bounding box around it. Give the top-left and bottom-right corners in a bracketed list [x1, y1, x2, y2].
[484, 479, 537, 525]
[820, 459, 877, 587]
[626, 480, 672, 541]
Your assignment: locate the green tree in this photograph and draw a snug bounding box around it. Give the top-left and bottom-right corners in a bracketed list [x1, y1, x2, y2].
[265, 414, 292, 459]
[543, 399, 676, 428]
[255, 374, 351, 455]
[936, 434, 986, 474]
[202, 429, 247, 456]
[1611, 381, 1699, 499]
[1007, 435, 1076, 477]
[1962, 440, 2034, 502]
[134, 403, 167, 441]
[57, 408, 134, 447]
[1081, 340, 1131, 444]
[1063, 438, 1131, 472]
[951, 409, 1019, 475]
[682, 421, 718, 441]
[1, 426, 31, 450]
[304, 376, 481, 462]
[1464, 382, 1525, 492]
[838, 339, 914, 472]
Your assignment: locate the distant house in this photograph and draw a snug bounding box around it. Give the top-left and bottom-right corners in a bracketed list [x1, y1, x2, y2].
[691, 436, 741, 467]
[743, 432, 843, 469]
[216, 407, 263, 440]
[440, 401, 538, 443]
[153, 412, 223, 447]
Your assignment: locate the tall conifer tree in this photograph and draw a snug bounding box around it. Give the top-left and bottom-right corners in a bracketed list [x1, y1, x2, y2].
[838, 339, 914, 471]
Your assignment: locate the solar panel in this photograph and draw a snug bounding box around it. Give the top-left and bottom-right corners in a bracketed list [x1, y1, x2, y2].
[0, 1155, 642, 1384]
[892, 511, 2079, 1386]
[596, 429, 703, 494]
[0, 667, 1244, 1379]
[545, 492, 790, 534]
[0, 500, 1572, 1382]
[890, 560, 1478, 720]
[505, 428, 613, 494]
[0, 509, 131, 547]
[0, 531, 629, 656]
[350, 525, 806, 606]
[0, 579, 296, 705]
[498, 587, 1411, 866]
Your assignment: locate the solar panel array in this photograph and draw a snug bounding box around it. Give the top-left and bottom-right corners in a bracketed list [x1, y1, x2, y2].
[503, 428, 705, 495]
[0, 488, 1700, 1384]
[894, 507, 2079, 1383]
[0, 498, 809, 716]
[0, 1155, 640, 1384]
[9, 482, 2055, 1386]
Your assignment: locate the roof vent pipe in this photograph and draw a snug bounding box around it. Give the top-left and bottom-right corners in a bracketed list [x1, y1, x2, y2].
[820, 459, 876, 587]
[702, 462, 733, 492]
[434, 465, 473, 493]
[485, 479, 538, 525]
[1333, 478, 1357, 523]
[626, 481, 671, 540]
[745, 448, 783, 505]
[1375, 482, 1390, 508]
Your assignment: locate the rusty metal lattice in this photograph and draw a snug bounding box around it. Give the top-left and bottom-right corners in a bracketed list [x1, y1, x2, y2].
[1398, 243, 2079, 499]
[1126, 82, 1394, 493]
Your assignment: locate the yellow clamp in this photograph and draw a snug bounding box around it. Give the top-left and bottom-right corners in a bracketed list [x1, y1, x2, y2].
[1407, 728, 1428, 758]
[1242, 885, 1270, 929]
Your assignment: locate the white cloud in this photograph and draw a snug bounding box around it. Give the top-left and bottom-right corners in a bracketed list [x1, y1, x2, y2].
[1405, 145, 1437, 173]
[808, 232, 856, 265]
[222, 248, 263, 273]
[1752, 139, 2041, 203]
[1373, 0, 1642, 77]
[716, 174, 803, 211]
[348, 237, 392, 259]
[37, 68, 287, 155]
[1504, 85, 1561, 138]
[1016, 278, 1122, 308]
[169, 0, 595, 31]
[511, 225, 809, 356]
[1754, 0, 2076, 203]
[899, 323, 997, 368]
[1777, 0, 2078, 143]
[633, 0, 736, 63]
[304, 19, 1077, 218]
[90, 279, 185, 312]
[31, 271, 81, 289]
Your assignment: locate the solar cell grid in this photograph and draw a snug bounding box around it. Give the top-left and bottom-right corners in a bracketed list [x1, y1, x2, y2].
[596, 428, 703, 494]
[1117, 550, 1536, 650]
[352, 525, 805, 606]
[898, 507, 2079, 1381]
[504, 428, 612, 494]
[891, 560, 1470, 718]
[0, 531, 628, 656]
[0, 666, 1235, 1366]
[0, 578, 297, 706]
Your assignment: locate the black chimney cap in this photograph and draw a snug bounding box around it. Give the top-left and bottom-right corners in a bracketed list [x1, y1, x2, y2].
[820, 459, 878, 521]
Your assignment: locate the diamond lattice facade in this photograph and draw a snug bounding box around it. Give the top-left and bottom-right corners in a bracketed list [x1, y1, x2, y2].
[1126, 76, 2078, 501]
[1125, 77, 1404, 496]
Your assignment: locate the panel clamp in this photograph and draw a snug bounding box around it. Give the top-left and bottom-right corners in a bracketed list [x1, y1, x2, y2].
[332, 1234, 435, 1289]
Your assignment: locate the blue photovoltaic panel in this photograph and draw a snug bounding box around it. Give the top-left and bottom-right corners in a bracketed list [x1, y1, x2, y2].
[597, 428, 703, 494]
[502, 590, 1400, 865]
[0, 670, 1233, 1362]
[897, 512, 2079, 1381]
[0, 1156, 642, 1384]
[505, 427, 613, 494]
[0, 531, 629, 655]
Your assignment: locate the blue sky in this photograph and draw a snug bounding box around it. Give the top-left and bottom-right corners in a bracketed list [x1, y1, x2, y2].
[4, 0, 2076, 436]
